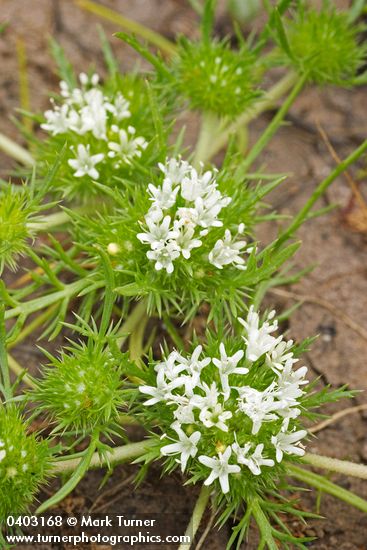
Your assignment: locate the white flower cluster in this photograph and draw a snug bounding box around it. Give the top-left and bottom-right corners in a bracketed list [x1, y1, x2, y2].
[139, 306, 307, 494]
[41, 73, 148, 180]
[137, 158, 248, 274]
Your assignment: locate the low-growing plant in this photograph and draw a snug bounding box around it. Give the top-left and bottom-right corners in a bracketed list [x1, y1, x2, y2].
[1, 1, 367, 548]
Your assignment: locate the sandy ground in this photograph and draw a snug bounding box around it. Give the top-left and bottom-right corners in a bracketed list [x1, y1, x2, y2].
[1, 1, 367, 548]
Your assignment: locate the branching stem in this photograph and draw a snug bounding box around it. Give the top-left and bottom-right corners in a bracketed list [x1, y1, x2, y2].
[52, 439, 155, 474]
[205, 71, 298, 162]
[303, 453, 367, 480]
[178, 485, 212, 550]
[288, 464, 367, 513]
[0, 132, 35, 167]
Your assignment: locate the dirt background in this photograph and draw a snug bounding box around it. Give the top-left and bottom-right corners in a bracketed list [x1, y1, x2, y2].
[1, 0, 367, 548]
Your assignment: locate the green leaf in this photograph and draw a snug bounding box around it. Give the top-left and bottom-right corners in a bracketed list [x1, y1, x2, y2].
[98, 25, 119, 76]
[49, 37, 76, 88]
[36, 435, 98, 514]
[115, 283, 146, 297]
[201, 0, 217, 43]
[114, 32, 173, 79]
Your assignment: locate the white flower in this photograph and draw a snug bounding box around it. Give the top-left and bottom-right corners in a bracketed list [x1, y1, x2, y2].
[174, 222, 202, 259]
[108, 126, 147, 164]
[139, 369, 182, 406]
[68, 144, 104, 179]
[199, 403, 232, 432]
[233, 443, 274, 475]
[271, 426, 307, 463]
[238, 306, 280, 362]
[41, 104, 70, 135]
[176, 345, 211, 395]
[192, 191, 230, 229]
[212, 344, 247, 397]
[199, 446, 240, 494]
[181, 169, 215, 201]
[274, 363, 308, 409]
[0, 449, 6, 462]
[154, 351, 186, 382]
[137, 216, 177, 248]
[209, 230, 247, 270]
[161, 423, 201, 472]
[147, 241, 180, 274]
[109, 92, 131, 120]
[266, 339, 298, 372]
[236, 384, 280, 434]
[173, 402, 196, 424]
[148, 179, 179, 210]
[158, 158, 190, 184]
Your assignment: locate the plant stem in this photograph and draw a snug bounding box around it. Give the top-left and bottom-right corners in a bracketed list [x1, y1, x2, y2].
[205, 71, 298, 162]
[288, 464, 367, 513]
[252, 499, 278, 550]
[117, 299, 148, 348]
[274, 138, 367, 249]
[52, 439, 155, 474]
[193, 111, 221, 167]
[0, 304, 12, 401]
[178, 485, 212, 550]
[7, 353, 36, 389]
[129, 313, 149, 367]
[238, 73, 307, 174]
[37, 433, 99, 514]
[8, 305, 58, 350]
[4, 279, 95, 321]
[303, 453, 367, 480]
[0, 132, 35, 167]
[75, 0, 177, 56]
[28, 211, 70, 232]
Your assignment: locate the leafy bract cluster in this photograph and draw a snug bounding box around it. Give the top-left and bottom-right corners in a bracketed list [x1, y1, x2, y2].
[171, 37, 259, 117]
[34, 331, 128, 435]
[278, 3, 367, 85]
[0, 406, 50, 522]
[137, 307, 309, 496]
[0, 184, 45, 274]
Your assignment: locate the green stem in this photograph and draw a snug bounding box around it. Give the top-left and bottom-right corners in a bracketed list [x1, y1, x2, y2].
[274, 138, 367, 249]
[303, 453, 367, 480]
[117, 299, 148, 348]
[8, 305, 58, 350]
[162, 313, 185, 349]
[129, 313, 149, 366]
[251, 500, 278, 550]
[0, 303, 12, 401]
[205, 71, 298, 162]
[178, 485, 212, 550]
[7, 353, 36, 389]
[37, 433, 99, 514]
[0, 132, 35, 167]
[52, 439, 155, 474]
[239, 73, 307, 174]
[4, 279, 95, 321]
[28, 211, 71, 232]
[288, 464, 367, 514]
[75, 0, 176, 56]
[193, 111, 221, 167]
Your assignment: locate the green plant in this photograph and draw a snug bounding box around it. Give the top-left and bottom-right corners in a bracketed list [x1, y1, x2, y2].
[1, 1, 367, 548]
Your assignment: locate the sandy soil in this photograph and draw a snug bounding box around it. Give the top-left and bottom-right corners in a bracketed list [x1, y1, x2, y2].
[1, 1, 367, 548]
